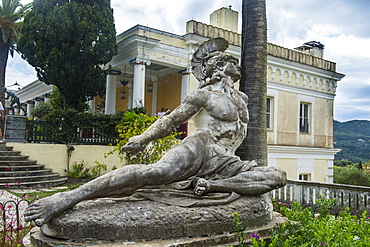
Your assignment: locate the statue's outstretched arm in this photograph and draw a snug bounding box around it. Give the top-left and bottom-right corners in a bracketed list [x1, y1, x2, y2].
[121, 90, 207, 152]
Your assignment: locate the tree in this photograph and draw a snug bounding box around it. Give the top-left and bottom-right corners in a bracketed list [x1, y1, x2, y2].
[236, 0, 268, 166]
[18, 0, 117, 110]
[0, 0, 31, 106]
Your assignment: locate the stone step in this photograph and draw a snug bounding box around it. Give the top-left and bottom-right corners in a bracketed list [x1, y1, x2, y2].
[0, 177, 68, 189]
[0, 160, 38, 166]
[0, 146, 13, 151]
[0, 142, 67, 189]
[0, 155, 29, 161]
[0, 169, 53, 177]
[0, 173, 61, 183]
[0, 151, 22, 156]
[0, 164, 45, 171]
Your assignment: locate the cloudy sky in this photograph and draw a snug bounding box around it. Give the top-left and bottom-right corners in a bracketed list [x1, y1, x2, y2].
[10, 0, 370, 122]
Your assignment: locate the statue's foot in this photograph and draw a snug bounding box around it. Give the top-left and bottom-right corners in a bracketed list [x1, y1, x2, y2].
[24, 192, 74, 226]
[193, 177, 210, 196]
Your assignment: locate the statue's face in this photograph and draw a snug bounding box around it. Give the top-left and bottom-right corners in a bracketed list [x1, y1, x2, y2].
[224, 59, 241, 82]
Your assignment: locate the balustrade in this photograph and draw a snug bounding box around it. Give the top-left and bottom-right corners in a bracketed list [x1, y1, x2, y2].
[272, 180, 370, 213]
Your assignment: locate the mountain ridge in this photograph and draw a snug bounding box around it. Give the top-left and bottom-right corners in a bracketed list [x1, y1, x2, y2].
[334, 119, 370, 162]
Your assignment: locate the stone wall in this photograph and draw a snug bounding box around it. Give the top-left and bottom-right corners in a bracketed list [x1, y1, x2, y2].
[8, 143, 125, 177]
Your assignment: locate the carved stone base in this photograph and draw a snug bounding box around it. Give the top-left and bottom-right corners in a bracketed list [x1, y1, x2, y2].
[41, 193, 273, 241]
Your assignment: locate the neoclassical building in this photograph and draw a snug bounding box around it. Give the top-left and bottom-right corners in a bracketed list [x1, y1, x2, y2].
[15, 7, 344, 183]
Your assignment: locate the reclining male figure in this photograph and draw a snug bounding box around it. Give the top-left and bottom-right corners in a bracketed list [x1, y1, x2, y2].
[25, 38, 286, 227]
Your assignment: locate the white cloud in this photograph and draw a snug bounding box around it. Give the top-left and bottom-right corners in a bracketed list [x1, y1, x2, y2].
[5, 53, 37, 87]
[7, 0, 370, 122]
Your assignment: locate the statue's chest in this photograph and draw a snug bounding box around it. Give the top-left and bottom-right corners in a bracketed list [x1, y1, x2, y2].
[205, 94, 239, 121]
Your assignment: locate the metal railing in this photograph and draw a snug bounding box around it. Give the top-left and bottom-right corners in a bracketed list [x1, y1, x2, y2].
[272, 180, 370, 213]
[25, 120, 119, 145]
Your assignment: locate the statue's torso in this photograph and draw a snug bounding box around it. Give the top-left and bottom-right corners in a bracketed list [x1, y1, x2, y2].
[192, 88, 248, 155]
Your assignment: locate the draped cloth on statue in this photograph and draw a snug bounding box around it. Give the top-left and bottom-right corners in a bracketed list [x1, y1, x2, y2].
[133, 155, 258, 207]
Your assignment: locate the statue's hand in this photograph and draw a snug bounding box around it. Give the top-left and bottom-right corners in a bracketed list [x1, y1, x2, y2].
[121, 136, 146, 152]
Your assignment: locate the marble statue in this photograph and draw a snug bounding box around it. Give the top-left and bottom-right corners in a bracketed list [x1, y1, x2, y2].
[25, 37, 286, 227]
[2, 87, 26, 114]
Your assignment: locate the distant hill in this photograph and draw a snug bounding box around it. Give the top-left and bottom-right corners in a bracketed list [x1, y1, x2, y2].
[334, 120, 370, 163]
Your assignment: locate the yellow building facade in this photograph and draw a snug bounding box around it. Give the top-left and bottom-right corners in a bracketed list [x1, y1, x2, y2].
[16, 7, 344, 183]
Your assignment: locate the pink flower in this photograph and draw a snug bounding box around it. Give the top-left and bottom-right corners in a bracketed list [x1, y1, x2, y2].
[17, 182, 21, 185]
[5, 183, 9, 187]
[29, 187, 32, 190]
[5, 166, 10, 170]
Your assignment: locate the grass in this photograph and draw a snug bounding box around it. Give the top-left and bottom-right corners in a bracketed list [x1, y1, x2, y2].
[6, 182, 84, 203]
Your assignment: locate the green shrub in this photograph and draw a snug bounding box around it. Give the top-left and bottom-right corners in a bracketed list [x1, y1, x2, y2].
[233, 196, 370, 247]
[108, 111, 181, 165]
[334, 166, 370, 186]
[68, 160, 107, 179]
[30, 101, 53, 119]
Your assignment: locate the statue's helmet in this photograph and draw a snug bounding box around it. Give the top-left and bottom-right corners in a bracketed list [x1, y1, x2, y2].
[191, 37, 229, 88]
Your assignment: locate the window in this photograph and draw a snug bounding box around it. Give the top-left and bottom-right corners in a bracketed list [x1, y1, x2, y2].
[266, 97, 272, 130]
[299, 173, 311, 181]
[299, 102, 310, 133]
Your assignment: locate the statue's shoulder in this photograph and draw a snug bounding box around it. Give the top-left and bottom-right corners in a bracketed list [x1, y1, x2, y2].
[183, 88, 210, 104]
[234, 89, 249, 102]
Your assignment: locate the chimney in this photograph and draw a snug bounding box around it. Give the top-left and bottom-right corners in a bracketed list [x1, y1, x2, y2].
[294, 41, 324, 58]
[210, 6, 238, 33]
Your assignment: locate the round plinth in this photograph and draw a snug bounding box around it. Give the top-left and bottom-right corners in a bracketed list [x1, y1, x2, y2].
[41, 193, 273, 241]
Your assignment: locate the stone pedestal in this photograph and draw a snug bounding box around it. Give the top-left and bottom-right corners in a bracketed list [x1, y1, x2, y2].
[27, 212, 287, 247]
[30, 193, 276, 244]
[4, 115, 28, 142]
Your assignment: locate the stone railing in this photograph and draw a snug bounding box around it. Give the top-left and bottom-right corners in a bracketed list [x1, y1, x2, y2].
[271, 180, 370, 212]
[185, 20, 337, 72]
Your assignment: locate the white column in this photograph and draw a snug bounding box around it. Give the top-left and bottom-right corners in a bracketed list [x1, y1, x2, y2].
[104, 74, 117, 114]
[20, 104, 27, 116]
[181, 71, 190, 103]
[27, 101, 35, 118]
[14, 106, 19, 115]
[44, 97, 50, 103]
[151, 81, 158, 116]
[132, 62, 146, 108]
[34, 98, 43, 108]
[127, 84, 133, 109]
[89, 97, 96, 113]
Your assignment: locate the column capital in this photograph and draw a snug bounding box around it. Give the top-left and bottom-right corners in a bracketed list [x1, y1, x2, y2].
[107, 69, 121, 76]
[34, 97, 44, 102]
[130, 58, 151, 66]
[179, 67, 192, 75]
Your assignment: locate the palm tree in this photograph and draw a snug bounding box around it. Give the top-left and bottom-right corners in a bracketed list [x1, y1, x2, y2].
[0, 0, 31, 105]
[236, 0, 268, 166]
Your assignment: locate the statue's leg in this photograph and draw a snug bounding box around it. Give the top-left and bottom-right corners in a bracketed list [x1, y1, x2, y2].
[25, 136, 205, 226]
[10, 104, 14, 115]
[194, 166, 286, 196]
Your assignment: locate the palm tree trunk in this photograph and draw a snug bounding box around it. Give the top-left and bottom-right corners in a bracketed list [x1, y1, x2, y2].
[0, 43, 9, 134]
[0, 43, 9, 98]
[236, 0, 268, 166]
